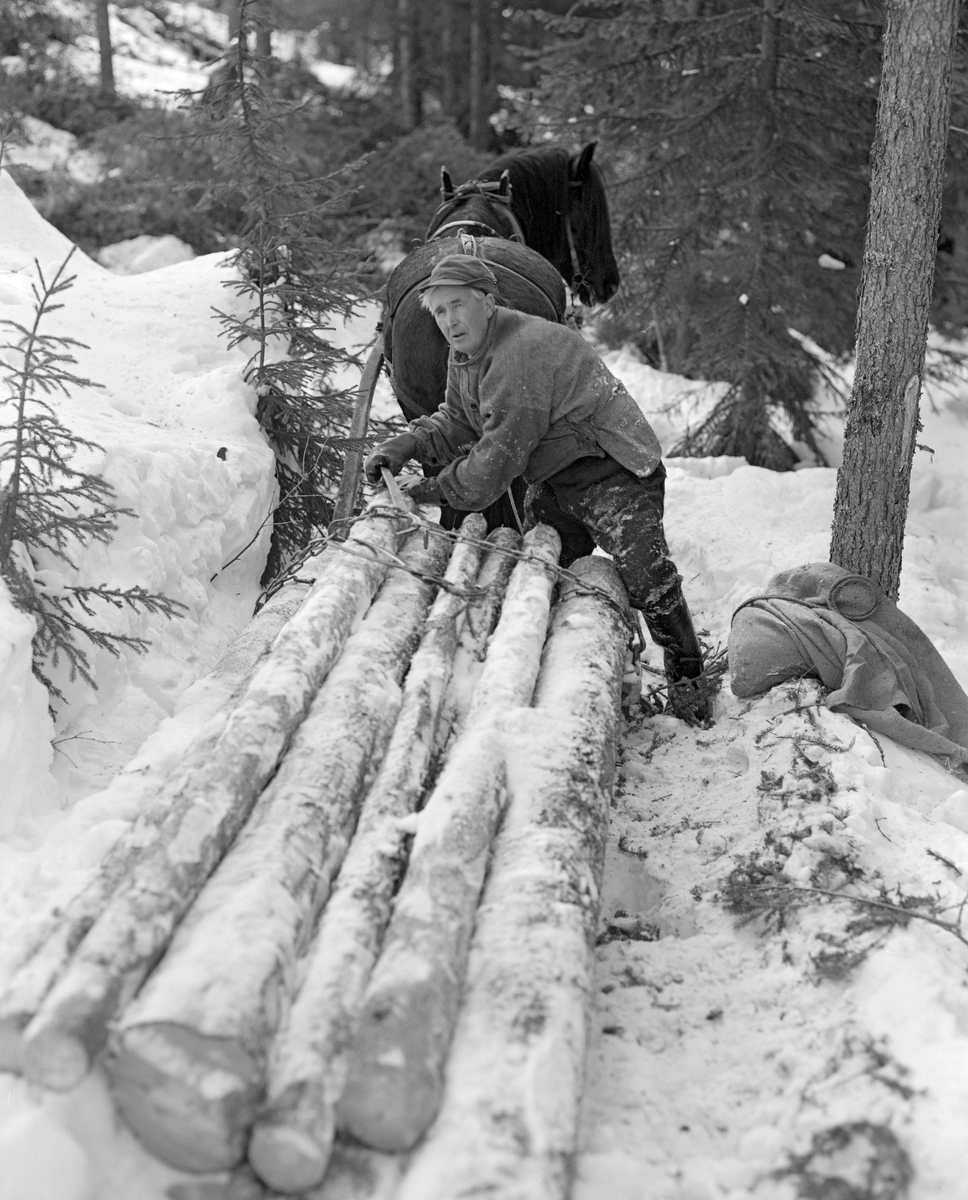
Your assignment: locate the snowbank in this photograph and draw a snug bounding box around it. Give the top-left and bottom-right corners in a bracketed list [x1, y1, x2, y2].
[0, 170, 275, 815]
[97, 234, 196, 275]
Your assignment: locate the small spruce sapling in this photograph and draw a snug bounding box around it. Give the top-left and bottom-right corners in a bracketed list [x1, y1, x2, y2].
[0, 247, 186, 702]
[181, 0, 364, 586]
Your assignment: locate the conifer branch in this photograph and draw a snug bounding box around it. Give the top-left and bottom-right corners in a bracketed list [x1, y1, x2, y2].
[0, 250, 187, 705]
[179, 0, 362, 587]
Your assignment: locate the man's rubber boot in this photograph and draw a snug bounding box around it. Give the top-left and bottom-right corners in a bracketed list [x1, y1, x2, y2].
[646, 598, 710, 724]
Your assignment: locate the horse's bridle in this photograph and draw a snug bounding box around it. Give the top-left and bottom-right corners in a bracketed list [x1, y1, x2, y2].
[563, 178, 590, 301]
[428, 179, 527, 243]
[426, 174, 594, 303]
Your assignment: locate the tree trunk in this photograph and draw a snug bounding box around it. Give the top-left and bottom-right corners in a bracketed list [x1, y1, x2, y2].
[249, 516, 499, 1193]
[19, 509, 410, 1091]
[397, 0, 420, 130]
[440, 0, 459, 121]
[106, 531, 450, 1174]
[94, 0, 115, 98]
[397, 558, 628, 1199]
[226, 0, 242, 45]
[0, 545, 339, 1075]
[337, 525, 562, 1152]
[254, 0, 272, 58]
[829, 0, 959, 599]
[468, 0, 489, 150]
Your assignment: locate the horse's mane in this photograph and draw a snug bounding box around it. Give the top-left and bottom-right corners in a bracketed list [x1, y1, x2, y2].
[426, 142, 618, 304]
[476, 145, 610, 262]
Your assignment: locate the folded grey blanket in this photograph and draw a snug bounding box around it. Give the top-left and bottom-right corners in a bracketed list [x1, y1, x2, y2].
[729, 562, 968, 768]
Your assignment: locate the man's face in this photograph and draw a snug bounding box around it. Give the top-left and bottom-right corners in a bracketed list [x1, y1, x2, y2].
[427, 286, 495, 356]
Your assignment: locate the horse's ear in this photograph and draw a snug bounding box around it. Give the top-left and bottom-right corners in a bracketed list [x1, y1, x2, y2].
[440, 167, 455, 201]
[569, 142, 598, 182]
[497, 169, 511, 197]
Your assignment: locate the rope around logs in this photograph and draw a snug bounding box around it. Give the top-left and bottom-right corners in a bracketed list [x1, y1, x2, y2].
[258, 504, 641, 642]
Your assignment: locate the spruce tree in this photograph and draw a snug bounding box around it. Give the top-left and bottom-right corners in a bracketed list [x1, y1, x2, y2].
[183, 0, 363, 584]
[521, 0, 884, 467]
[0, 249, 185, 702]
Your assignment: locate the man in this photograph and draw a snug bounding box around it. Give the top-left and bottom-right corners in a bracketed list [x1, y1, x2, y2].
[364, 254, 709, 721]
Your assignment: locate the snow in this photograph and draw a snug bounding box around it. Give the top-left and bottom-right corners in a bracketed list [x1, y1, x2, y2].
[5, 28, 968, 1194]
[97, 235, 196, 276]
[2, 117, 102, 184]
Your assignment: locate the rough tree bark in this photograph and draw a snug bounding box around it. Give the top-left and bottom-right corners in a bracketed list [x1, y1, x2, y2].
[106, 531, 451, 1173]
[397, 557, 629, 1200]
[19, 509, 410, 1090]
[829, 0, 959, 599]
[337, 525, 563, 1153]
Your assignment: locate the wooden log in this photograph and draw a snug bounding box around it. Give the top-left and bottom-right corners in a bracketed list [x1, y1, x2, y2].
[396, 557, 629, 1200]
[248, 514, 496, 1192]
[18, 508, 410, 1092]
[336, 524, 562, 1154]
[0, 546, 339, 1076]
[329, 334, 385, 533]
[434, 525, 522, 752]
[104, 529, 452, 1173]
[310, 1143, 405, 1200]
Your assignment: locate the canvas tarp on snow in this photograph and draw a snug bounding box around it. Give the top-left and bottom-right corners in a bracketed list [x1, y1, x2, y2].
[728, 562, 968, 770]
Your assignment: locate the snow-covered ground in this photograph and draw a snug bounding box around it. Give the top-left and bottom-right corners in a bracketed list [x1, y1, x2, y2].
[5, 159, 968, 1199]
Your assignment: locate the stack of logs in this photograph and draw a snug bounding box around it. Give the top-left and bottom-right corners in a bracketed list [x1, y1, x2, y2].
[0, 496, 631, 1199]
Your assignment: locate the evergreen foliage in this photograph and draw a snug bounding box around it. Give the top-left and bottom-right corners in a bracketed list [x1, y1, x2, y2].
[521, 0, 885, 467]
[0, 249, 186, 701]
[180, 0, 365, 585]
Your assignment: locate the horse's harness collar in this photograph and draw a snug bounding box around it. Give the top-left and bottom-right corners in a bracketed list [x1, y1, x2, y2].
[425, 172, 592, 303]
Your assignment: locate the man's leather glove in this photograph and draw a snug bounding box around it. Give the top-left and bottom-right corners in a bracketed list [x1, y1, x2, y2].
[364, 432, 418, 485]
[398, 475, 441, 505]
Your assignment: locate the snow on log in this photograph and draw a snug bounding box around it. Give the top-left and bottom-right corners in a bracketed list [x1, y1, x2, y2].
[396, 557, 629, 1200]
[247, 512, 492, 1193]
[0, 546, 338, 1076]
[337, 524, 562, 1154]
[104, 529, 452, 1173]
[435, 525, 522, 749]
[18, 507, 410, 1092]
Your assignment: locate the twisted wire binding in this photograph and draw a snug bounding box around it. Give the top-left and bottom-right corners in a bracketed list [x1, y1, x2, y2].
[257, 504, 638, 640]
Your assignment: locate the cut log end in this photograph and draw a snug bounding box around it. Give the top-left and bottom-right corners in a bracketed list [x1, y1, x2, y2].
[0, 1015, 27, 1075]
[338, 1043, 441, 1153]
[107, 1023, 261, 1173]
[247, 1120, 331, 1194]
[21, 1024, 91, 1092]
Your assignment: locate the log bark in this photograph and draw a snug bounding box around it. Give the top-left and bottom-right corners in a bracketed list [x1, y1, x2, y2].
[434, 525, 522, 753]
[396, 557, 629, 1199]
[0, 545, 338, 1075]
[337, 525, 562, 1153]
[248, 514, 491, 1193]
[19, 510, 409, 1091]
[105, 530, 451, 1173]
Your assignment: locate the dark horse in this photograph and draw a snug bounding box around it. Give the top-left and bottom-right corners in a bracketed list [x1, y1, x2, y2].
[381, 142, 620, 531]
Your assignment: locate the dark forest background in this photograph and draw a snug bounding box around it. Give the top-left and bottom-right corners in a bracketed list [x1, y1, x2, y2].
[3, 0, 968, 470]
